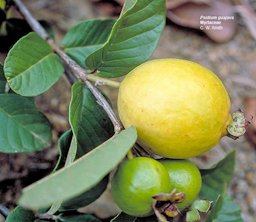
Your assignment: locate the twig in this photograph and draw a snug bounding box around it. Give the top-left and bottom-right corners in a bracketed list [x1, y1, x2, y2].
[35, 212, 58, 220]
[85, 80, 122, 133]
[13, 0, 122, 133]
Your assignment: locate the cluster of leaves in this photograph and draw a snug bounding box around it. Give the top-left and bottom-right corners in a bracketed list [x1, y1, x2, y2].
[0, 0, 244, 221]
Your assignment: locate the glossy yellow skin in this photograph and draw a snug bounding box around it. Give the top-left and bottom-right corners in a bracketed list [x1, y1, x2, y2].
[118, 59, 231, 158]
[111, 157, 171, 217]
[160, 159, 202, 209]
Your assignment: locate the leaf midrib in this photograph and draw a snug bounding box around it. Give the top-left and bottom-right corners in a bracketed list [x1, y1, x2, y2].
[65, 43, 103, 50]
[7, 53, 54, 82]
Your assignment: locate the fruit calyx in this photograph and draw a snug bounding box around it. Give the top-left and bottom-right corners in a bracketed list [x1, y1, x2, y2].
[152, 189, 185, 222]
[227, 110, 248, 139]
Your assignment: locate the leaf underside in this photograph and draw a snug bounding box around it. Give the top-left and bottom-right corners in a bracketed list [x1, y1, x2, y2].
[19, 127, 137, 210]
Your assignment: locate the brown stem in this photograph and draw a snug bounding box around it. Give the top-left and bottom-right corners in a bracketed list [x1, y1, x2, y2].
[13, 0, 122, 133]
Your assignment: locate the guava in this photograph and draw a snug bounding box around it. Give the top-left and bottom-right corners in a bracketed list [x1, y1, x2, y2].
[118, 59, 231, 158]
[160, 159, 202, 209]
[111, 157, 171, 217]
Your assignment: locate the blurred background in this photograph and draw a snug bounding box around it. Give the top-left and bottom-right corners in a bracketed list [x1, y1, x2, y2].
[0, 0, 256, 221]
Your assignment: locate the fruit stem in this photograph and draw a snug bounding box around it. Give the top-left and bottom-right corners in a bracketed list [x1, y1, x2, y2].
[127, 150, 134, 160]
[86, 74, 120, 88]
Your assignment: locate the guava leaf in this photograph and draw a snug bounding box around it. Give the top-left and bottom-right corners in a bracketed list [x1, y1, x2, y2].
[54, 130, 109, 211]
[69, 82, 114, 157]
[111, 213, 137, 222]
[56, 214, 101, 222]
[0, 94, 52, 153]
[54, 82, 115, 210]
[206, 194, 243, 222]
[5, 206, 35, 222]
[60, 176, 108, 211]
[200, 151, 236, 201]
[85, 0, 166, 77]
[111, 212, 159, 222]
[19, 127, 137, 210]
[54, 129, 73, 171]
[0, 63, 6, 93]
[4, 32, 64, 96]
[62, 19, 115, 68]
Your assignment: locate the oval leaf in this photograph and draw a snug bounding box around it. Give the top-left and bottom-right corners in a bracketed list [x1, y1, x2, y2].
[62, 19, 115, 68]
[4, 32, 64, 96]
[69, 82, 114, 156]
[54, 129, 73, 171]
[200, 151, 236, 201]
[54, 130, 109, 211]
[0, 63, 6, 93]
[5, 206, 35, 222]
[111, 212, 158, 222]
[60, 176, 108, 211]
[206, 195, 243, 222]
[19, 127, 137, 210]
[86, 0, 166, 77]
[57, 214, 101, 222]
[111, 213, 137, 222]
[0, 94, 52, 153]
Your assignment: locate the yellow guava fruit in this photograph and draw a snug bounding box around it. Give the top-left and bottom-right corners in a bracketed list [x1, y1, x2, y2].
[118, 59, 231, 158]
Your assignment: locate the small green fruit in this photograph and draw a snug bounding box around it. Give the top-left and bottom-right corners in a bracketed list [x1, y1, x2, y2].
[111, 157, 171, 217]
[160, 159, 202, 208]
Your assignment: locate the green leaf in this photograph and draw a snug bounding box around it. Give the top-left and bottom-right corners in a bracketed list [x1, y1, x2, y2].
[111, 212, 157, 222]
[53, 129, 109, 211]
[55, 84, 115, 210]
[55, 130, 109, 211]
[192, 199, 211, 213]
[4, 32, 64, 96]
[111, 212, 137, 222]
[86, 0, 166, 77]
[5, 206, 35, 222]
[57, 214, 102, 222]
[200, 151, 236, 201]
[60, 176, 108, 210]
[19, 127, 137, 210]
[0, 94, 52, 153]
[54, 129, 73, 171]
[206, 195, 243, 222]
[186, 209, 200, 222]
[62, 19, 115, 68]
[69, 82, 114, 156]
[0, 63, 6, 93]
